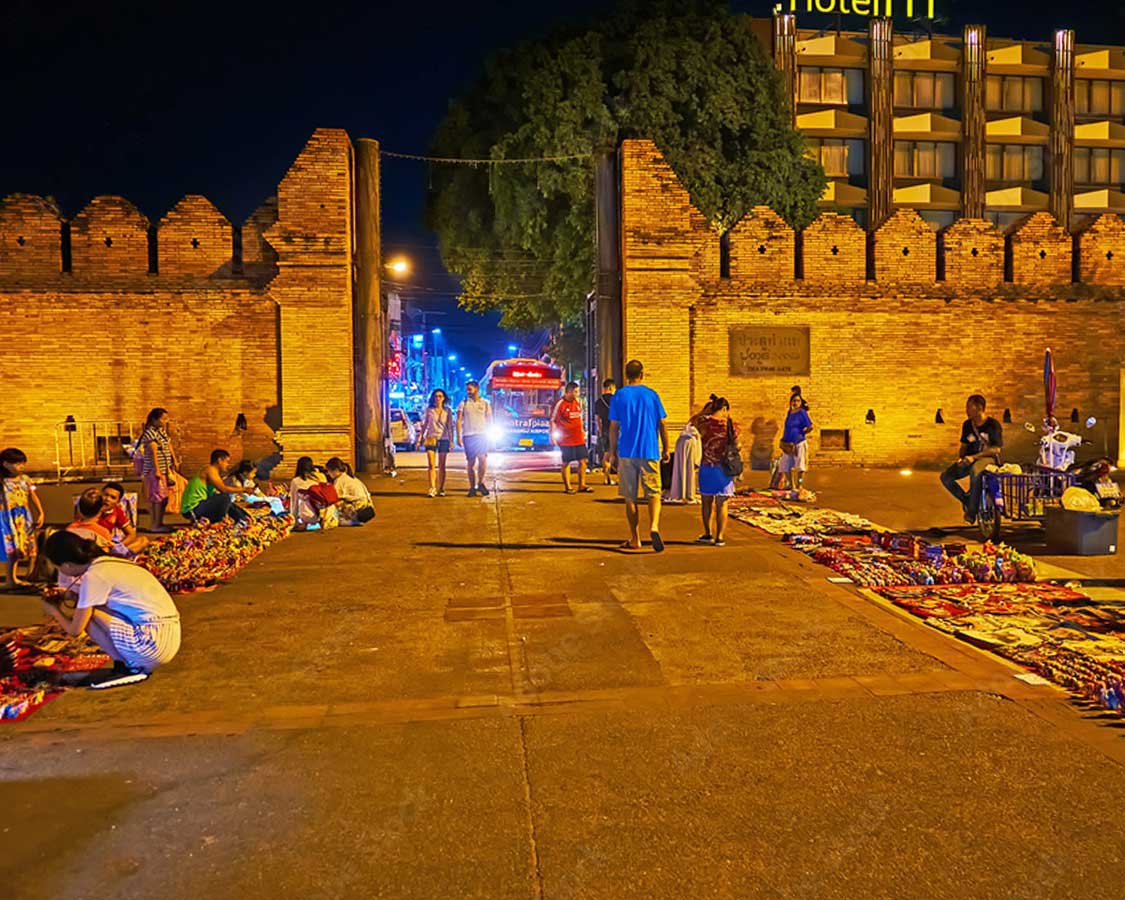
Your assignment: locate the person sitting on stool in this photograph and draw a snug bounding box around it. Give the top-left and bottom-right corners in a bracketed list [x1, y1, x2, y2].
[181, 450, 249, 524]
[940, 394, 1003, 525]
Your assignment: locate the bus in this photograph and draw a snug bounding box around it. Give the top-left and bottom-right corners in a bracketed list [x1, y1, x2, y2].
[480, 358, 564, 450]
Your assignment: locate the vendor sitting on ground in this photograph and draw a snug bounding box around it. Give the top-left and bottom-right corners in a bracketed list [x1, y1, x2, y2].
[69, 488, 114, 550]
[181, 450, 249, 524]
[98, 482, 148, 554]
[41, 530, 181, 682]
[940, 393, 1003, 525]
[325, 457, 374, 525]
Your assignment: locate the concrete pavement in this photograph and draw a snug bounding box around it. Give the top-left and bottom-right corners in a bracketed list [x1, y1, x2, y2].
[1, 460, 1124, 899]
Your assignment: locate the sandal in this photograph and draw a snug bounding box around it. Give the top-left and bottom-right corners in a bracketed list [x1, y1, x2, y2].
[618, 541, 641, 551]
[650, 531, 665, 553]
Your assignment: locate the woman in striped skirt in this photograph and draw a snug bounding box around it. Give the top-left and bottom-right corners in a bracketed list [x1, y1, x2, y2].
[41, 531, 181, 683]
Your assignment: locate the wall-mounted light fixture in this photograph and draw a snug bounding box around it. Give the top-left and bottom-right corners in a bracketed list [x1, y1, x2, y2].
[1002, 408, 1012, 423]
[865, 409, 876, 425]
[934, 408, 944, 424]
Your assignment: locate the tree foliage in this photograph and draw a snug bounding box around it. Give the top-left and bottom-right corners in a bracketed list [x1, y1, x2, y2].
[427, 1, 826, 332]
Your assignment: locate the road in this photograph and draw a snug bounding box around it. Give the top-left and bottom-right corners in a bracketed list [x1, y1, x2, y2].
[1, 462, 1123, 899]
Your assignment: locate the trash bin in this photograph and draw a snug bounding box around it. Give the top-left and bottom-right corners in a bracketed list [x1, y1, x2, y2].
[1044, 506, 1119, 556]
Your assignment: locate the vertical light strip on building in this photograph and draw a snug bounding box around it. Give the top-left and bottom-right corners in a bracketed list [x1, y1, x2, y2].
[868, 17, 894, 229]
[962, 25, 987, 219]
[772, 12, 799, 123]
[1050, 29, 1076, 232]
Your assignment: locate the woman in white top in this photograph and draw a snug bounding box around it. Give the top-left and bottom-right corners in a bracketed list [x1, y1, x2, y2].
[325, 457, 374, 525]
[41, 530, 181, 681]
[419, 389, 454, 498]
[289, 456, 329, 530]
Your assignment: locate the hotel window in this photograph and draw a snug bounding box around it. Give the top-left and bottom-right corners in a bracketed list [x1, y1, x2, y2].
[1075, 148, 1125, 185]
[986, 144, 1044, 181]
[893, 141, 956, 178]
[1076, 80, 1125, 116]
[806, 138, 866, 177]
[799, 67, 864, 105]
[985, 75, 1044, 113]
[893, 71, 955, 110]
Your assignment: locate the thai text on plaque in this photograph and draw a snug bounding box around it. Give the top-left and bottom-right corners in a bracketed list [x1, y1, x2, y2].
[729, 326, 810, 376]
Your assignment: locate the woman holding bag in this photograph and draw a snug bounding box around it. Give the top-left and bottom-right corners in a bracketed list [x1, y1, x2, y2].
[779, 392, 814, 491]
[419, 390, 454, 498]
[693, 396, 740, 547]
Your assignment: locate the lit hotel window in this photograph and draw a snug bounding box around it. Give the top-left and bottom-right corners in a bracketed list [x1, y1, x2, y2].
[1075, 147, 1125, 185]
[985, 75, 1043, 113]
[893, 71, 955, 110]
[1076, 80, 1125, 117]
[893, 141, 956, 178]
[986, 144, 1043, 181]
[806, 138, 866, 177]
[799, 67, 864, 105]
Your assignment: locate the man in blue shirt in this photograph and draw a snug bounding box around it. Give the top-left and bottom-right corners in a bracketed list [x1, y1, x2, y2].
[607, 359, 670, 552]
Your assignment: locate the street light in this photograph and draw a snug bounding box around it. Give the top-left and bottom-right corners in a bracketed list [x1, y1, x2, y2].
[449, 354, 457, 362]
[386, 257, 410, 276]
[508, 344, 518, 355]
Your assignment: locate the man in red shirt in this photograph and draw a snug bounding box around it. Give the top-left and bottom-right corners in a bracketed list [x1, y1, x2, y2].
[551, 381, 592, 494]
[97, 482, 148, 553]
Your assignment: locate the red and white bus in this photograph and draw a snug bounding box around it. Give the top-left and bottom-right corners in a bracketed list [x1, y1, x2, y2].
[480, 358, 564, 450]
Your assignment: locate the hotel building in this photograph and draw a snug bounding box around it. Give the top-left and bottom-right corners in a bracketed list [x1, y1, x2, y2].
[758, 13, 1125, 231]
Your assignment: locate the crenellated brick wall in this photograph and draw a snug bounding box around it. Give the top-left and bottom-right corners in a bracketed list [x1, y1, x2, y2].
[0, 128, 358, 476]
[872, 209, 936, 284]
[619, 139, 1123, 467]
[1077, 213, 1125, 285]
[1008, 211, 1072, 286]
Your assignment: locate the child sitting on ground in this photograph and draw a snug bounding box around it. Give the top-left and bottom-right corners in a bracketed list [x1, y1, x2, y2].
[69, 488, 114, 551]
[325, 457, 374, 526]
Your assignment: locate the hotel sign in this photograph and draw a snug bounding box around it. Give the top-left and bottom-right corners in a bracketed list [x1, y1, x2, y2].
[729, 326, 810, 377]
[789, 0, 935, 16]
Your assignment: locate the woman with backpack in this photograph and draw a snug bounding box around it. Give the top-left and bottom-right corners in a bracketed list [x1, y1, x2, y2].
[692, 396, 741, 547]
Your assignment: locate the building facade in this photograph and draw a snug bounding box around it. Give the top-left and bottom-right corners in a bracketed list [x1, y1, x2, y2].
[765, 13, 1125, 233]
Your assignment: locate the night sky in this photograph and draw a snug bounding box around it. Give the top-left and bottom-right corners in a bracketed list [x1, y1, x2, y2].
[3, 0, 1122, 372]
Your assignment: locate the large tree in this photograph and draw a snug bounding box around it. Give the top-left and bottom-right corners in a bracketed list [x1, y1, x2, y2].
[427, 1, 826, 333]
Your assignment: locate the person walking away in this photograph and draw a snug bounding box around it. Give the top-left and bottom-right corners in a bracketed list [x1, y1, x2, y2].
[550, 381, 592, 494]
[594, 378, 617, 484]
[457, 381, 493, 497]
[325, 457, 374, 525]
[1, 448, 44, 589]
[420, 390, 453, 498]
[607, 360, 670, 552]
[181, 450, 249, 524]
[693, 397, 740, 546]
[139, 408, 179, 533]
[778, 393, 814, 491]
[940, 394, 1003, 525]
[41, 531, 181, 687]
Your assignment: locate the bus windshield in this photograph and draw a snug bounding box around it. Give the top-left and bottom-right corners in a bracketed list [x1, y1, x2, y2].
[481, 358, 564, 449]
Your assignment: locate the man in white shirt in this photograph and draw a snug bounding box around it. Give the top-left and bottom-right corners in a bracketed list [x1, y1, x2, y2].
[457, 381, 494, 497]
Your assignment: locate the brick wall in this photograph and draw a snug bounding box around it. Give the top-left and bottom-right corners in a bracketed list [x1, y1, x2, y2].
[0, 128, 359, 475]
[0, 194, 62, 275]
[1077, 213, 1125, 285]
[1008, 211, 1072, 286]
[619, 139, 1124, 467]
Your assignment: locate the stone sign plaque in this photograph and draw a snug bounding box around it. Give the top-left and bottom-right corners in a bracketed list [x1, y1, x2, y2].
[729, 326, 810, 376]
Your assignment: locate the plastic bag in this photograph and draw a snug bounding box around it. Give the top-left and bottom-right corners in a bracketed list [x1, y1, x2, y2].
[1061, 486, 1101, 512]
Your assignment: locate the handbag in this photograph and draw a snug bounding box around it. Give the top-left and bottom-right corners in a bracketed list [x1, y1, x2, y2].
[721, 419, 744, 478]
[355, 505, 375, 523]
[779, 440, 796, 455]
[307, 482, 340, 510]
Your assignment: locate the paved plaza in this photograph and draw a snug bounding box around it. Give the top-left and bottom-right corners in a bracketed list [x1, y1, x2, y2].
[1, 461, 1123, 899]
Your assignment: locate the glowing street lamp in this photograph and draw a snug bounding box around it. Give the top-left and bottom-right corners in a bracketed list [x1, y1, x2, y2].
[508, 344, 518, 355]
[448, 354, 458, 362]
[386, 257, 411, 276]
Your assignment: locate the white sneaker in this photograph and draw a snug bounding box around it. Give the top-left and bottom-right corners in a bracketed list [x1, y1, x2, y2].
[427, 487, 437, 498]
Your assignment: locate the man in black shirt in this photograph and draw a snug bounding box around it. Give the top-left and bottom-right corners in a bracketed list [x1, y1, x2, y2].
[940, 393, 1003, 524]
[593, 378, 616, 485]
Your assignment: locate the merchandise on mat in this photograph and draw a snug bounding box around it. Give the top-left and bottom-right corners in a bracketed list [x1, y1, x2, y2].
[135, 513, 293, 594]
[1, 624, 112, 723]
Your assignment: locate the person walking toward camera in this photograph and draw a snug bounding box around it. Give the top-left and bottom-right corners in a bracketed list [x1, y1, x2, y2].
[607, 360, 670, 552]
[551, 381, 592, 494]
[420, 389, 454, 498]
[457, 381, 493, 498]
[778, 392, 813, 490]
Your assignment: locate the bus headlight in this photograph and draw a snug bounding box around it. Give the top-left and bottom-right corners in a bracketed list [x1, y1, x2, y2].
[487, 424, 506, 444]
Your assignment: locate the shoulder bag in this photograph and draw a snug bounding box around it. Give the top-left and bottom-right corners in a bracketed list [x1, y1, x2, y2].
[721, 419, 744, 478]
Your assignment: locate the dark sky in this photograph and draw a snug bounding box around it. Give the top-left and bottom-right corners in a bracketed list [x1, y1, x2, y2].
[3, 0, 1122, 371]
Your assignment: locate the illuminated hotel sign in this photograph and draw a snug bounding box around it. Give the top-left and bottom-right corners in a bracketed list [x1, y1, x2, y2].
[789, 0, 935, 16]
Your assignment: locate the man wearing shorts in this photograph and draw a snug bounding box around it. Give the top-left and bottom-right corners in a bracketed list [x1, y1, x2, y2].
[607, 359, 670, 552]
[457, 381, 493, 497]
[551, 381, 592, 494]
[594, 378, 616, 484]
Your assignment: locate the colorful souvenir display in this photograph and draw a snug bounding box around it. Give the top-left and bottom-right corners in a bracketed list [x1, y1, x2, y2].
[728, 499, 873, 536]
[135, 513, 293, 594]
[1, 624, 111, 722]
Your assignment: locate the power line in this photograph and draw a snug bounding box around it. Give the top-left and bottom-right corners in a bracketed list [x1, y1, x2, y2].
[379, 149, 591, 165]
